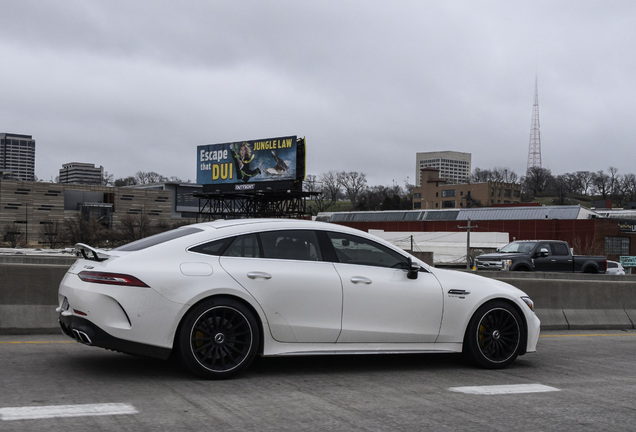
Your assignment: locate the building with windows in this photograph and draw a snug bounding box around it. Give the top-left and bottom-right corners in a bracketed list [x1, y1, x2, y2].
[413, 167, 521, 209]
[415, 151, 471, 186]
[59, 162, 104, 185]
[0, 133, 36, 181]
[0, 179, 201, 247]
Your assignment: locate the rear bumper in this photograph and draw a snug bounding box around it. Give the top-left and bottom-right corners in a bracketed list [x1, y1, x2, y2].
[58, 313, 172, 360]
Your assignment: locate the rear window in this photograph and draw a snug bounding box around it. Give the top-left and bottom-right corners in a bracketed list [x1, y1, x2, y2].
[114, 227, 203, 252]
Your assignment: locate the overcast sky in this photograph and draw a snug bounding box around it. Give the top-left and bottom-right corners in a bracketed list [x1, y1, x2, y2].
[1, 1, 635, 187]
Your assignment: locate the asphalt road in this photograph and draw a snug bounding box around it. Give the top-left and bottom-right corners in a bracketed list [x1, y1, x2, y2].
[1, 330, 635, 432]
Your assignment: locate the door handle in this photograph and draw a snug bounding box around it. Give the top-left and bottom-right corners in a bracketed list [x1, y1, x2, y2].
[350, 276, 372, 284]
[247, 271, 272, 280]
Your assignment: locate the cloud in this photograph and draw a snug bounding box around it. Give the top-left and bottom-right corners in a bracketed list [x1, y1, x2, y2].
[1, 1, 636, 186]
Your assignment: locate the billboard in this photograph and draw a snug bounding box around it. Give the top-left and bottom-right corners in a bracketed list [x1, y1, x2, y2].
[197, 136, 305, 190]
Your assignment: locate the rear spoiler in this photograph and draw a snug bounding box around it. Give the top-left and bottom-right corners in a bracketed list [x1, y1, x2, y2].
[75, 243, 110, 262]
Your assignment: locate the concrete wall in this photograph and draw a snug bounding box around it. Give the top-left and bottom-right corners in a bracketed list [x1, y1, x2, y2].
[0, 258, 72, 334]
[1, 258, 635, 334]
[476, 271, 636, 330]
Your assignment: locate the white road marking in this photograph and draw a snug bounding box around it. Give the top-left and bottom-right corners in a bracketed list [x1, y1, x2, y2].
[449, 384, 560, 395]
[0, 403, 138, 421]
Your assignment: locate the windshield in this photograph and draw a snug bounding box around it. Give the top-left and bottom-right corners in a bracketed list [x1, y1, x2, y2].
[499, 241, 537, 253]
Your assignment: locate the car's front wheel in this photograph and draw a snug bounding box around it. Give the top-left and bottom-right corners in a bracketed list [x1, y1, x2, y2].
[464, 300, 522, 369]
[178, 298, 259, 379]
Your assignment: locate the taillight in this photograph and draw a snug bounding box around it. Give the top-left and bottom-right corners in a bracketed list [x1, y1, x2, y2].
[78, 271, 149, 287]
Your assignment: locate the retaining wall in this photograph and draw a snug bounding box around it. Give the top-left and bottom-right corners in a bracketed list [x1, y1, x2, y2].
[1, 258, 635, 334]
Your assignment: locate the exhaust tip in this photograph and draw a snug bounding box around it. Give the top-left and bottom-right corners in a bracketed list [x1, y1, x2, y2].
[72, 329, 93, 345]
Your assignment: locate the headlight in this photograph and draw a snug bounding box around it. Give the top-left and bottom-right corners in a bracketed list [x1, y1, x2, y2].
[502, 260, 512, 271]
[521, 296, 535, 311]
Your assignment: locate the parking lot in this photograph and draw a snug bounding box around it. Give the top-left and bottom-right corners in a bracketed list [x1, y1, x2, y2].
[1, 330, 635, 431]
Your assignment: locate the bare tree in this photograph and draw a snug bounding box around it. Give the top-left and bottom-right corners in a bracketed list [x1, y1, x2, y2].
[608, 166, 620, 199]
[550, 175, 570, 205]
[101, 171, 115, 186]
[2, 223, 24, 248]
[523, 167, 553, 196]
[134, 171, 169, 185]
[592, 170, 611, 199]
[471, 168, 492, 183]
[320, 171, 342, 202]
[63, 214, 107, 246]
[471, 167, 518, 184]
[114, 176, 138, 186]
[619, 173, 636, 204]
[304, 175, 336, 215]
[118, 213, 154, 243]
[39, 220, 63, 249]
[574, 171, 594, 195]
[337, 171, 368, 207]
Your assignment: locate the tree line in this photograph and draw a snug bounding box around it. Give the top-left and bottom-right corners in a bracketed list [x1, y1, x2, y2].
[520, 166, 636, 206]
[306, 165, 636, 215]
[304, 171, 412, 214]
[2, 213, 190, 249]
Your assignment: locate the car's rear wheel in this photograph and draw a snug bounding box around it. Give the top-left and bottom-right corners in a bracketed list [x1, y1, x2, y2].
[178, 298, 259, 379]
[464, 301, 522, 369]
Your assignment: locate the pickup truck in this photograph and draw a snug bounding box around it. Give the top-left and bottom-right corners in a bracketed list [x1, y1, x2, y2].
[475, 240, 607, 273]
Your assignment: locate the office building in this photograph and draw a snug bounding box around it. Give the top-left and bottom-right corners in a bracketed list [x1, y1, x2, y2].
[59, 162, 104, 185]
[0, 133, 36, 181]
[415, 151, 471, 186]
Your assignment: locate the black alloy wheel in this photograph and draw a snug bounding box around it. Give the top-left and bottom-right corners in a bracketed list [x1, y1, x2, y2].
[464, 301, 522, 369]
[179, 298, 259, 379]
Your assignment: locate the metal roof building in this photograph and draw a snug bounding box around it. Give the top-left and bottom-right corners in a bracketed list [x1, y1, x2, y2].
[317, 205, 634, 262]
[317, 205, 602, 223]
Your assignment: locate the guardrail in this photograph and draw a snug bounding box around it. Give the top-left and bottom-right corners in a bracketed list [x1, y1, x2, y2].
[1, 258, 635, 334]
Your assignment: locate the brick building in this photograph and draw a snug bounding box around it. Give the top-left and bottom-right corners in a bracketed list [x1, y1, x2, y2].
[413, 167, 522, 209]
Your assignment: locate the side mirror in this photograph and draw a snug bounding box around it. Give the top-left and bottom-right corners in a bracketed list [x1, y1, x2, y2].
[407, 257, 420, 280]
[538, 247, 549, 257]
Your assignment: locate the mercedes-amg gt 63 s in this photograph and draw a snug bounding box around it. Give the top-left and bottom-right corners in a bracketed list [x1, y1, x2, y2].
[57, 219, 540, 379]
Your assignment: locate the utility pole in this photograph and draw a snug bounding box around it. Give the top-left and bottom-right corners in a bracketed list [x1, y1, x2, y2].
[457, 218, 477, 269]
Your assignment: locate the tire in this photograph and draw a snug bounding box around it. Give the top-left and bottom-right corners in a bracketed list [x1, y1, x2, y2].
[178, 298, 259, 379]
[512, 265, 530, 272]
[464, 301, 523, 369]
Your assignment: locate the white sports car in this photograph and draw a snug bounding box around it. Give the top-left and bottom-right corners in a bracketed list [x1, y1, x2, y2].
[57, 219, 540, 379]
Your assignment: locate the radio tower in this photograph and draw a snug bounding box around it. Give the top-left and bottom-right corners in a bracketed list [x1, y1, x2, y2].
[526, 76, 542, 174]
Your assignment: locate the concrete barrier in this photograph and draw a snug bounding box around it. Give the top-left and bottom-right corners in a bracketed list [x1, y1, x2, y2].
[0, 260, 71, 334]
[1, 257, 635, 334]
[476, 271, 636, 330]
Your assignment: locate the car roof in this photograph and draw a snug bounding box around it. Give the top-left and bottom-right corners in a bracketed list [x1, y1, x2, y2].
[192, 218, 332, 231]
[186, 218, 370, 239]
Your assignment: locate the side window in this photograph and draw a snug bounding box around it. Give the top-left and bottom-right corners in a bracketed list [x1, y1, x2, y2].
[552, 242, 570, 256]
[189, 235, 261, 258]
[189, 237, 233, 256]
[224, 234, 261, 258]
[538, 243, 551, 256]
[260, 230, 322, 261]
[326, 232, 407, 269]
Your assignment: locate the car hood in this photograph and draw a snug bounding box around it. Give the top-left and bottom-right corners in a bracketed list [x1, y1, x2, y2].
[476, 252, 521, 260]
